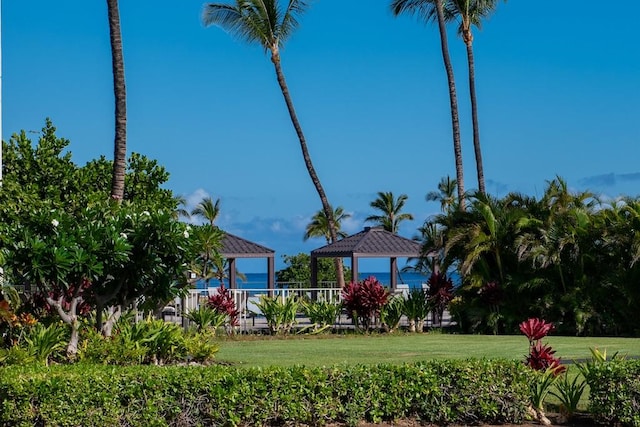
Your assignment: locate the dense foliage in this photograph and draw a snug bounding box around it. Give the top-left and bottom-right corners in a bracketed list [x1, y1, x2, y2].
[276, 252, 351, 286]
[0, 122, 211, 356]
[416, 178, 640, 336]
[585, 359, 640, 425]
[0, 359, 531, 426]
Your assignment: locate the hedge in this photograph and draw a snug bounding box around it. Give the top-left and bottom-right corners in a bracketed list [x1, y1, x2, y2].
[587, 359, 640, 426]
[0, 359, 531, 426]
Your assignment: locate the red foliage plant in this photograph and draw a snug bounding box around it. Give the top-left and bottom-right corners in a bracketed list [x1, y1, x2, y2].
[519, 317, 565, 376]
[519, 317, 555, 344]
[207, 284, 239, 326]
[341, 276, 389, 330]
[426, 272, 454, 319]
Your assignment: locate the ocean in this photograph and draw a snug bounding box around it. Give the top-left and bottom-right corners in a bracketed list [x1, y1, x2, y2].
[197, 271, 433, 290]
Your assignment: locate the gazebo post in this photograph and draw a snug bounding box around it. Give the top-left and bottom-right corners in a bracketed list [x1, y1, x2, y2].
[267, 256, 275, 296]
[390, 257, 397, 291]
[351, 255, 358, 283]
[310, 255, 318, 288]
[229, 258, 237, 289]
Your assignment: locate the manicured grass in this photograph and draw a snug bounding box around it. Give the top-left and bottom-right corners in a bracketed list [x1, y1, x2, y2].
[216, 332, 640, 367]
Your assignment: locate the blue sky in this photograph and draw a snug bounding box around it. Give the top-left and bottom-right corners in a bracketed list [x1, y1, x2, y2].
[3, 1, 640, 272]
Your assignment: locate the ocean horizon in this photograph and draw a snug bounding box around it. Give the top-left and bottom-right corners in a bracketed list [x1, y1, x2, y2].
[196, 271, 437, 290]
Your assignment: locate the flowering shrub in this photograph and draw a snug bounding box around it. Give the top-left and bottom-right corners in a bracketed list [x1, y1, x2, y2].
[207, 284, 239, 327]
[341, 276, 389, 330]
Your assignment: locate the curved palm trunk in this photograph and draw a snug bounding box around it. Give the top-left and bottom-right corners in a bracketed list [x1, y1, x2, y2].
[270, 50, 344, 287]
[464, 32, 486, 195]
[434, 0, 465, 210]
[107, 0, 127, 201]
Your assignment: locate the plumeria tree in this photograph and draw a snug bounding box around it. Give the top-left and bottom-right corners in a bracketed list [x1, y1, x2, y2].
[1, 202, 195, 356]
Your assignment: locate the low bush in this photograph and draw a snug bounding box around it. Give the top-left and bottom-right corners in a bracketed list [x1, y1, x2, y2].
[0, 359, 531, 426]
[586, 359, 640, 426]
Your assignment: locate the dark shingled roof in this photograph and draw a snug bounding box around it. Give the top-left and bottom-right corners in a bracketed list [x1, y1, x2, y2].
[311, 226, 421, 258]
[221, 232, 275, 259]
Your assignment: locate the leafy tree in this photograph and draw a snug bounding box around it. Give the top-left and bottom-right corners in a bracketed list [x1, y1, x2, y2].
[0, 123, 206, 348]
[2, 203, 195, 356]
[107, 0, 128, 200]
[391, 0, 466, 208]
[365, 191, 414, 234]
[276, 253, 350, 287]
[202, 0, 340, 245]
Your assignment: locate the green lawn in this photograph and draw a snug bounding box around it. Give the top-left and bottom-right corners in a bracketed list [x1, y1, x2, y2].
[216, 333, 640, 367]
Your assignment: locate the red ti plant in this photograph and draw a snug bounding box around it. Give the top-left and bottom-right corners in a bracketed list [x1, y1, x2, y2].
[520, 317, 555, 345]
[426, 272, 454, 323]
[341, 276, 389, 331]
[207, 284, 239, 327]
[520, 318, 566, 375]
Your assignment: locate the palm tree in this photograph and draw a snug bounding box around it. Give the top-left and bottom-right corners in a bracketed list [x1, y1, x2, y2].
[441, 0, 506, 195]
[191, 196, 221, 226]
[202, 0, 339, 243]
[107, 0, 127, 201]
[366, 191, 414, 234]
[391, 0, 465, 209]
[304, 206, 350, 243]
[426, 175, 458, 213]
[304, 206, 351, 287]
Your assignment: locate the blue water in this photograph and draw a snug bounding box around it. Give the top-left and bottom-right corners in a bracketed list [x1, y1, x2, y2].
[197, 272, 432, 290]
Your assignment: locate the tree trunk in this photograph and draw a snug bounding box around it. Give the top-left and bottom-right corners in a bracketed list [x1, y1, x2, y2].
[464, 33, 486, 195]
[434, 0, 465, 210]
[67, 321, 81, 358]
[107, 0, 127, 201]
[269, 48, 339, 255]
[334, 257, 346, 288]
[102, 305, 122, 337]
[46, 295, 81, 358]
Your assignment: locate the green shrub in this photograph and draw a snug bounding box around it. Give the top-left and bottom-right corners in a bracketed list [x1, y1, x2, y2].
[0, 359, 531, 426]
[586, 359, 640, 426]
[184, 305, 226, 332]
[255, 295, 299, 335]
[183, 330, 219, 364]
[300, 298, 341, 330]
[380, 295, 404, 332]
[78, 327, 148, 365]
[402, 289, 430, 332]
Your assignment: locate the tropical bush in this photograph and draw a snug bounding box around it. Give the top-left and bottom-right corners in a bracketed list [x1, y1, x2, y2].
[300, 298, 342, 331]
[206, 283, 240, 328]
[184, 304, 226, 333]
[254, 295, 299, 335]
[341, 276, 389, 331]
[402, 288, 430, 332]
[380, 295, 404, 333]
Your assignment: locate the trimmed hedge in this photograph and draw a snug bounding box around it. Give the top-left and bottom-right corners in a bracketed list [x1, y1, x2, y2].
[587, 359, 640, 426]
[0, 359, 531, 426]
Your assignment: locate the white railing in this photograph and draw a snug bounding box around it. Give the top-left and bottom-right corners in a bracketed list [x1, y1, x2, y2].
[178, 287, 344, 331]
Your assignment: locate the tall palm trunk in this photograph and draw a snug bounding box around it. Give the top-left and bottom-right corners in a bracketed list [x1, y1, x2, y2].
[464, 29, 486, 195]
[434, 0, 465, 210]
[107, 0, 127, 201]
[269, 48, 345, 287]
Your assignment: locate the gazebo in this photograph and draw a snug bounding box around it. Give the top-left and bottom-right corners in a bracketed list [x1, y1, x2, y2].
[310, 226, 422, 291]
[221, 232, 275, 291]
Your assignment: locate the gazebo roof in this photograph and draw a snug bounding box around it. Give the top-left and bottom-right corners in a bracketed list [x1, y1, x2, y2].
[311, 226, 421, 258]
[221, 232, 275, 259]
